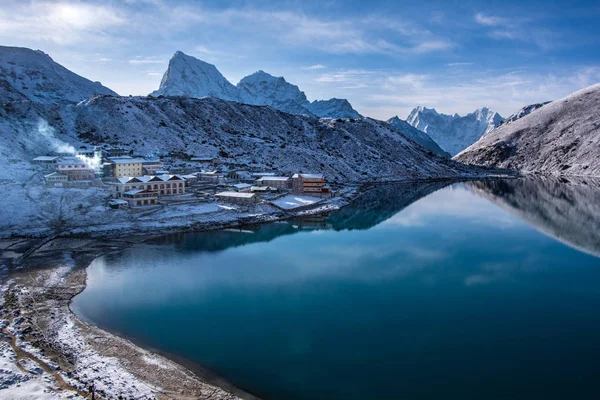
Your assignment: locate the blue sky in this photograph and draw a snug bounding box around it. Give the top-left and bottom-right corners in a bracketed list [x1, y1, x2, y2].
[1, 0, 599, 119]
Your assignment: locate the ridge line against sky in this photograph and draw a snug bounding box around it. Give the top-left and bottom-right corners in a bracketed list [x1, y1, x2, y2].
[0, 0, 599, 119]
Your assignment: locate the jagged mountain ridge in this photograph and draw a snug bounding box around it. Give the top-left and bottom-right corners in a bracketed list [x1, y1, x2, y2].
[151, 51, 362, 119]
[455, 83, 600, 176]
[386, 116, 450, 157]
[406, 106, 504, 156]
[0, 45, 117, 104]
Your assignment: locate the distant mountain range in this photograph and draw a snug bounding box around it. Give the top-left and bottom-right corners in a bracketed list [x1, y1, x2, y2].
[456, 83, 600, 176]
[151, 51, 361, 119]
[405, 106, 504, 156]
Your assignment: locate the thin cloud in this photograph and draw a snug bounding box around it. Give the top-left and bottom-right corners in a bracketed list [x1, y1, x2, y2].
[304, 64, 327, 70]
[447, 62, 474, 67]
[474, 12, 507, 27]
[128, 56, 166, 65]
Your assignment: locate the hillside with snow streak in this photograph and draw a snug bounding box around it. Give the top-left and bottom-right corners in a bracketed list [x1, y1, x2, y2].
[456, 83, 600, 177]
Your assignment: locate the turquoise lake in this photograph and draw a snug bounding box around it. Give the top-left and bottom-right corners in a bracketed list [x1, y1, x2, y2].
[72, 178, 600, 400]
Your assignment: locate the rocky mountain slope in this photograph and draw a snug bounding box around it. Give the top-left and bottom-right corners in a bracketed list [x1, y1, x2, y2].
[0, 45, 116, 103]
[406, 106, 503, 155]
[455, 83, 600, 176]
[386, 116, 450, 157]
[60, 95, 476, 181]
[151, 51, 361, 119]
[499, 101, 551, 126]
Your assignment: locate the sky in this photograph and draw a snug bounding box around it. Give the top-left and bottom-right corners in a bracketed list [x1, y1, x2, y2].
[1, 0, 599, 119]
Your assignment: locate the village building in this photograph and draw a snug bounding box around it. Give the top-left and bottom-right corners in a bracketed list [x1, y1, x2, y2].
[112, 175, 186, 198]
[251, 172, 276, 178]
[181, 174, 199, 186]
[251, 186, 277, 193]
[292, 173, 329, 194]
[33, 156, 61, 168]
[56, 157, 95, 181]
[108, 199, 129, 209]
[141, 159, 165, 175]
[198, 170, 224, 183]
[229, 183, 253, 192]
[44, 172, 69, 187]
[76, 146, 102, 159]
[256, 176, 291, 189]
[109, 158, 145, 177]
[215, 191, 259, 205]
[227, 170, 254, 183]
[121, 189, 158, 207]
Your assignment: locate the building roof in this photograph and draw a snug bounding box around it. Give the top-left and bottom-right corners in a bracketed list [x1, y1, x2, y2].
[257, 176, 289, 181]
[111, 158, 147, 164]
[216, 191, 256, 198]
[44, 172, 67, 178]
[117, 175, 186, 184]
[34, 156, 60, 161]
[298, 173, 324, 179]
[123, 189, 146, 195]
[251, 186, 275, 191]
[141, 160, 163, 165]
[231, 183, 252, 189]
[109, 199, 128, 205]
[251, 172, 276, 177]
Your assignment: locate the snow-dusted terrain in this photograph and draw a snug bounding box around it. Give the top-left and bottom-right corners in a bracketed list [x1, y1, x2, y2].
[0, 46, 116, 103]
[498, 101, 551, 126]
[456, 83, 600, 176]
[406, 106, 504, 155]
[151, 51, 362, 118]
[386, 116, 450, 157]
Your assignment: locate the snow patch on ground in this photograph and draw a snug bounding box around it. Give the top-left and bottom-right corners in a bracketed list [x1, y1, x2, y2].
[271, 195, 323, 210]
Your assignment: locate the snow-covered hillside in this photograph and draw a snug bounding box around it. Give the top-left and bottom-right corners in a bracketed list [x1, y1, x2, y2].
[498, 101, 551, 126]
[0, 46, 116, 103]
[151, 51, 362, 119]
[386, 116, 450, 157]
[455, 83, 600, 176]
[406, 106, 503, 155]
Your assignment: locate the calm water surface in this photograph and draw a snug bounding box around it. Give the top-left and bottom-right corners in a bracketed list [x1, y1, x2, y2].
[72, 179, 600, 400]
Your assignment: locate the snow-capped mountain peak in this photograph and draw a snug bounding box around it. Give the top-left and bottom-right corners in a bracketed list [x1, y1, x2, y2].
[151, 51, 239, 100]
[237, 70, 312, 114]
[406, 105, 504, 155]
[150, 51, 361, 119]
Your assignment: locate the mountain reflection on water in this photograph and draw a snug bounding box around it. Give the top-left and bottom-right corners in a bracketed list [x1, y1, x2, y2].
[149, 181, 451, 252]
[467, 176, 600, 258]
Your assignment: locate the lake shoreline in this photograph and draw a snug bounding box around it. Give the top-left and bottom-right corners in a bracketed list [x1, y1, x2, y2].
[0, 175, 511, 399]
